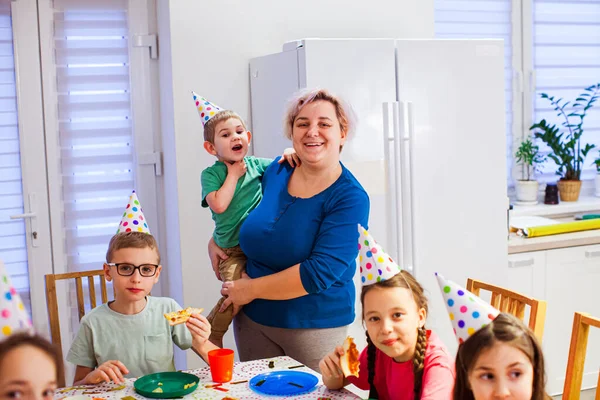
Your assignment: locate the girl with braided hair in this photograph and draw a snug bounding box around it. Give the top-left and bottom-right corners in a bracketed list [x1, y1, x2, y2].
[319, 226, 454, 399]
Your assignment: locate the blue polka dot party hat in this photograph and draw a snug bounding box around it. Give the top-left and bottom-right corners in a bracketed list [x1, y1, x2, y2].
[435, 272, 500, 344]
[191, 91, 223, 126]
[358, 224, 401, 286]
[0, 259, 32, 340]
[117, 190, 150, 234]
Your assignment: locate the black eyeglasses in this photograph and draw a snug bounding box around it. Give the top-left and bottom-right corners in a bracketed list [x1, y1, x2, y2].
[106, 263, 159, 277]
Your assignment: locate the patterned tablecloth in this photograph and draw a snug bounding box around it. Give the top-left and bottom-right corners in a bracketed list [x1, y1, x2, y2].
[54, 356, 361, 400]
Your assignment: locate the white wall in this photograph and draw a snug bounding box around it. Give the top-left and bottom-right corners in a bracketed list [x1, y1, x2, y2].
[157, 0, 434, 369]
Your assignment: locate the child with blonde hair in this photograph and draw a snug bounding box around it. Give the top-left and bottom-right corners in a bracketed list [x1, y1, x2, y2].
[435, 274, 551, 400]
[319, 226, 454, 399]
[193, 92, 297, 347]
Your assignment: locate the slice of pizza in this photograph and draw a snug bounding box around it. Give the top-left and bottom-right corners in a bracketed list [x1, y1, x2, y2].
[340, 336, 360, 378]
[163, 307, 204, 326]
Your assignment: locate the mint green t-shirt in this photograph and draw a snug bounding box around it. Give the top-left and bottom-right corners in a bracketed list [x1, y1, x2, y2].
[66, 296, 192, 378]
[201, 156, 273, 248]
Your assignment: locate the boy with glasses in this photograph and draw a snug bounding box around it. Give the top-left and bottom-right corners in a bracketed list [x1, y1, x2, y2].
[67, 191, 218, 385]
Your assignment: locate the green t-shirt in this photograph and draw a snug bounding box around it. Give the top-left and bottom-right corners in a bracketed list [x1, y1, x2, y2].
[66, 296, 192, 378]
[201, 156, 273, 248]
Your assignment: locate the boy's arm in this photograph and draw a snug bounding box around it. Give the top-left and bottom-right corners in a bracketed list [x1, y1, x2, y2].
[191, 340, 219, 364]
[205, 161, 246, 214]
[185, 313, 219, 364]
[73, 366, 93, 385]
[72, 361, 129, 385]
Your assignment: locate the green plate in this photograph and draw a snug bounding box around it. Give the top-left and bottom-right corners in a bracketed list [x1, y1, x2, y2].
[134, 372, 199, 398]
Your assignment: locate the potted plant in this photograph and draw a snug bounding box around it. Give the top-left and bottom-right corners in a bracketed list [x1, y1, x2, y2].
[530, 83, 600, 201]
[514, 138, 545, 204]
[594, 155, 600, 197]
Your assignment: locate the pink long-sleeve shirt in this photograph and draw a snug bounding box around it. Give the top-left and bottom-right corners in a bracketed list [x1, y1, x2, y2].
[347, 331, 455, 400]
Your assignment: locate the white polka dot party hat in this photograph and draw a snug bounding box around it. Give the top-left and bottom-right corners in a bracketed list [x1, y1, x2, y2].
[192, 91, 223, 126]
[435, 272, 500, 344]
[0, 259, 32, 339]
[358, 224, 402, 286]
[116, 190, 150, 234]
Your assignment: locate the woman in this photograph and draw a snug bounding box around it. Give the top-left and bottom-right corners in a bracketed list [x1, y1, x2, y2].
[208, 88, 370, 370]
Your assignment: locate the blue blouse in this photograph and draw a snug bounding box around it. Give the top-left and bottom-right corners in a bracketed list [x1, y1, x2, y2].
[239, 158, 370, 329]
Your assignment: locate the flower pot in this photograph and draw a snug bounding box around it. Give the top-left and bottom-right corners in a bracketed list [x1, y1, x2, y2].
[515, 180, 539, 204]
[557, 179, 582, 202]
[596, 174, 600, 197]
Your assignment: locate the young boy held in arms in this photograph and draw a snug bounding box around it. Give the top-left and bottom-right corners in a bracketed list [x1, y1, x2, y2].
[194, 92, 297, 347]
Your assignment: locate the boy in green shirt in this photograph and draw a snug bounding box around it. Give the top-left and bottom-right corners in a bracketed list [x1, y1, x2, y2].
[194, 92, 297, 347]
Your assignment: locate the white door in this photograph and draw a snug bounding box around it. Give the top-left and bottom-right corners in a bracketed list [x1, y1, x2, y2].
[394, 39, 509, 355]
[0, 0, 53, 334]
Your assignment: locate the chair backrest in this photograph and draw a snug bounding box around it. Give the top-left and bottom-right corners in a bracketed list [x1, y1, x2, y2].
[45, 269, 110, 386]
[562, 312, 600, 400]
[466, 278, 547, 341]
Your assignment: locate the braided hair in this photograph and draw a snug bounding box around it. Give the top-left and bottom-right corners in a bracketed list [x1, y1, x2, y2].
[366, 332, 379, 399]
[361, 270, 429, 400]
[412, 326, 428, 399]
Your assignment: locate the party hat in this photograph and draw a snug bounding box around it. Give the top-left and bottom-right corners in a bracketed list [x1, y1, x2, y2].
[0, 260, 32, 339]
[358, 224, 401, 286]
[191, 91, 223, 126]
[116, 191, 150, 234]
[435, 273, 500, 344]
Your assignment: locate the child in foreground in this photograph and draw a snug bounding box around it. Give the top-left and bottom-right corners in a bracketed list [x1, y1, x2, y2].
[67, 191, 218, 384]
[435, 274, 551, 400]
[319, 225, 454, 399]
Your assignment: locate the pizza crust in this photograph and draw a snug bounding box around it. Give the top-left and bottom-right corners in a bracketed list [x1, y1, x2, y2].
[340, 336, 360, 378]
[163, 307, 204, 326]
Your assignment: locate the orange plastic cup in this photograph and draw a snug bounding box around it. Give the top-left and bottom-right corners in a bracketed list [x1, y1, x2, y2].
[208, 348, 234, 383]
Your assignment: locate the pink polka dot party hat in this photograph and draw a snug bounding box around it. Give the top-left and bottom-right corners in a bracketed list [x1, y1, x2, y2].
[117, 190, 150, 234]
[435, 272, 500, 344]
[358, 224, 402, 286]
[0, 259, 32, 339]
[191, 91, 223, 126]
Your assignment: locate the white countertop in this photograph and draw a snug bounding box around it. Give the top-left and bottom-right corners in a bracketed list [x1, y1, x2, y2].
[508, 228, 600, 254]
[508, 194, 600, 253]
[510, 194, 600, 217]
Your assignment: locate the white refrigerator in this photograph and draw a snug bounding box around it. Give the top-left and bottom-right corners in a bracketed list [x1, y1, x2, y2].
[249, 39, 509, 355]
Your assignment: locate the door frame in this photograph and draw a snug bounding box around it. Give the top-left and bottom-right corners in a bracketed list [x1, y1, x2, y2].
[10, 0, 54, 335]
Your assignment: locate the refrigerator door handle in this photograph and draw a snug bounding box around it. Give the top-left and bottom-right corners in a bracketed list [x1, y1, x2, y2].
[383, 102, 401, 263]
[394, 102, 407, 270]
[398, 101, 416, 274]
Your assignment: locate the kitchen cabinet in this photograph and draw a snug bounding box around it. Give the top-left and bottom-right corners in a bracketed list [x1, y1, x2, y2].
[507, 246, 600, 396]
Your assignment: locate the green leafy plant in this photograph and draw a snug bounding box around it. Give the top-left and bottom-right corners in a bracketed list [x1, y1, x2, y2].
[530, 83, 600, 180]
[595, 154, 600, 173]
[515, 138, 545, 181]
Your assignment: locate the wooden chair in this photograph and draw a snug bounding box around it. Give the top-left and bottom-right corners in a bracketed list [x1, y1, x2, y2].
[466, 278, 547, 341]
[45, 269, 110, 386]
[562, 312, 600, 400]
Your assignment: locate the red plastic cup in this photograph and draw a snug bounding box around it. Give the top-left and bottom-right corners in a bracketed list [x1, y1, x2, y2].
[208, 348, 234, 383]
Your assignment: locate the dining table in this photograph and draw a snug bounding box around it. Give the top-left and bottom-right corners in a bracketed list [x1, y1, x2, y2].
[54, 356, 362, 400]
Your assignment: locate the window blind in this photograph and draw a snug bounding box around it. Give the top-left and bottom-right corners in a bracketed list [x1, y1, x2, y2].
[533, 0, 600, 183]
[52, 0, 135, 273]
[434, 0, 514, 185]
[0, 1, 31, 315]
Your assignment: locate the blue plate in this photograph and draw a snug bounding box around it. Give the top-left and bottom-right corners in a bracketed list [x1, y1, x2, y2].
[249, 370, 318, 396]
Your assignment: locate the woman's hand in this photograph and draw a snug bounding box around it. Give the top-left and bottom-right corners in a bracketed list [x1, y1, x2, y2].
[319, 346, 346, 389]
[83, 360, 129, 385]
[220, 272, 254, 316]
[208, 237, 228, 281]
[279, 147, 301, 167]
